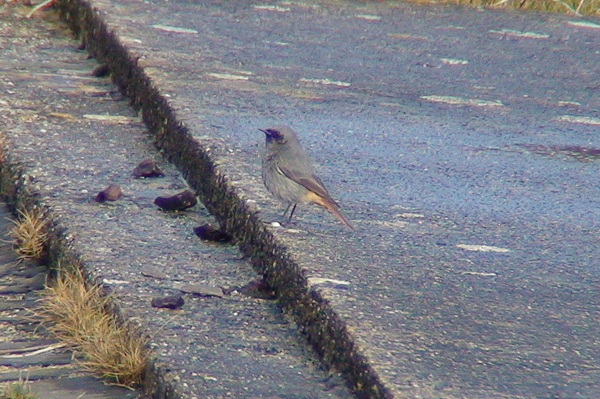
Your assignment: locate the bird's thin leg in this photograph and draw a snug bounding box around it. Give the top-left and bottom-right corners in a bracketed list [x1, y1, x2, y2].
[284, 204, 297, 226]
[282, 203, 293, 219]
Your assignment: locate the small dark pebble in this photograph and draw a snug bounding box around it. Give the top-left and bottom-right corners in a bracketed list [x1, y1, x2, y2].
[221, 286, 238, 296]
[95, 184, 122, 202]
[193, 224, 232, 243]
[155, 190, 197, 211]
[240, 279, 277, 300]
[132, 158, 165, 178]
[151, 295, 184, 309]
[92, 64, 110, 77]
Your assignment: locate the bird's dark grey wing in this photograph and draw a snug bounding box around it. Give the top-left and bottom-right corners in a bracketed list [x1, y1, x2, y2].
[278, 165, 340, 207]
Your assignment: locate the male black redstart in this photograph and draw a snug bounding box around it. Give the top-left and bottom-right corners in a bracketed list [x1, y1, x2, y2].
[260, 124, 353, 229]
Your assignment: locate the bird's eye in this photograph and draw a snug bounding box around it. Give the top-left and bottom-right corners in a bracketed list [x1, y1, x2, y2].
[266, 129, 282, 138]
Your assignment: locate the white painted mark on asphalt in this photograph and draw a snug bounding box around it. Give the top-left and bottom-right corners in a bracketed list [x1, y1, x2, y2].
[308, 277, 351, 287]
[267, 41, 290, 46]
[83, 114, 139, 124]
[421, 95, 504, 107]
[460, 271, 498, 277]
[567, 20, 600, 29]
[556, 101, 582, 106]
[489, 28, 550, 38]
[120, 36, 143, 44]
[103, 279, 131, 284]
[456, 244, 511, 253]
[388, 33, 429, 40]
[440, 58, 469, 65]
[152, 25, 198, 34]
[397, 213, 425, 218]
[207, 73, 250, 81]
[355, 14, 382, 21]
[299, 78, 351, 87]
[553, 115, 600, 125]
[252, 4, 291, 12]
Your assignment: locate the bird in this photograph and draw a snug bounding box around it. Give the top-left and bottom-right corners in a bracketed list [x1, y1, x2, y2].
[260, 124, 353, 229]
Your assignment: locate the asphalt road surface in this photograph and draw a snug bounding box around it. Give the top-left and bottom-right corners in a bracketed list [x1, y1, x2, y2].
[7, 0, 600, 397]
[100, 1, 600, 396]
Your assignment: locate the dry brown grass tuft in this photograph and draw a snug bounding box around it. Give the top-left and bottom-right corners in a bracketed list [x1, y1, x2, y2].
[478, 0, 598, 15]
[0, 376, 36, 399]
[8, 208, 48, 261]
[37, 266, 149, 387]
[400, 0, 600, 16]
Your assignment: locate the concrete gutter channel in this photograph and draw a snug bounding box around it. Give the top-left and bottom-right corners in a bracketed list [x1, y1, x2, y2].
[0, 1, 383, 399]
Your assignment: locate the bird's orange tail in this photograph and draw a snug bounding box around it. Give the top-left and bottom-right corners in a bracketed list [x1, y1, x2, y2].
[307, 192, 354, 230]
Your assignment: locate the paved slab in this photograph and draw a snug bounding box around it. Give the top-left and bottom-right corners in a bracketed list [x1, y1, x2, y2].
[0, 4, 353, 399]
[2, 0, 600, 398]
[58, 0, 600, 397]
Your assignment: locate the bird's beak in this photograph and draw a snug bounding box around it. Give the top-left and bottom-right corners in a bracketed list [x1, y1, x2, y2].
[259, 128, 276, 139]
[259, 128, 281, 140]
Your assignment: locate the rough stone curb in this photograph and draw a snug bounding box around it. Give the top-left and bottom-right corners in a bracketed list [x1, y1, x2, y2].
[1, 1, 392, 398]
